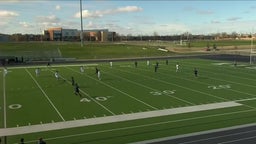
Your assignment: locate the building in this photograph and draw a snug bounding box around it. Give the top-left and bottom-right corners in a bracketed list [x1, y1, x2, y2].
[44, 27, 62, 41]
[83, 29, 109, 42]
[44, 28, 114, 42]
[0, 34, 10, 42]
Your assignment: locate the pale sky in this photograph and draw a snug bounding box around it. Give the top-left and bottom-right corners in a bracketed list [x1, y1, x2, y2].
[1, 0, 256, 35]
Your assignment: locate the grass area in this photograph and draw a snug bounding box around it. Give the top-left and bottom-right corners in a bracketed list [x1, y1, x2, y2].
[0, 42, 173, 59]
[0, 40, 253, 60]
[1, 58, 256, 143]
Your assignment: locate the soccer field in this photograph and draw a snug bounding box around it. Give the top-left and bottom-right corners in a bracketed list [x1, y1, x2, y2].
[1, 58, 256, 144]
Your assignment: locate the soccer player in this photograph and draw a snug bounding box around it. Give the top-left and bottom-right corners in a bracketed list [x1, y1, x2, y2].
[20, 138, 25, 144]
[147, 60, 150, 66]
[71, 76, 75, 86]
[166, 59, 169, 65]
[74, 83, 82, 97]
[54, 71, 59, 80]
[234, 60, 237, 67]
[97, 69, 101, 80]
[47, 62, 50, 67]
[154, 65, 158, 72]
[80, 66, 84, 73]
[194, 68, 198, 77]
[38, 138, 46, 144]
[110, 61, 113, 67]
[135, 61, 138, 68]
[35, 68, 40, 76]
[3, 67, 8, 77]
[176, 63, 179, 72]
[95, 67, 99, 74]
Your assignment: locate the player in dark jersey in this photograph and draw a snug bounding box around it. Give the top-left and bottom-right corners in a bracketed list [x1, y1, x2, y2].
[135, 61, 138, 68]
[194, 68, 198, 77]
[71, 76, 75, 86]
[74, 83, 82, 97]
[95, 67, 99, 74]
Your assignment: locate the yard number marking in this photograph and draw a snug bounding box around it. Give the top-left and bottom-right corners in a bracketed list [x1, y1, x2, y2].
[9, 104, 22, 109]
[208, 84, 231, 90]
[150, 90, 176, 96]
[80, 96, 112, 103]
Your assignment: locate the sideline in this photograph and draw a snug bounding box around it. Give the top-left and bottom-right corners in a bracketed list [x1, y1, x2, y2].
[0, 101, 241, 137]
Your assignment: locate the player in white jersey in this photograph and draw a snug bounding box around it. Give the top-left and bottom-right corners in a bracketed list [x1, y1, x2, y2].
[176, 63, 179, 72]
[54, 71, 59, 80]
[80, 66, 84, 73]
[147, 60, 150, 66]
[97, 70, 101, 80]
[110, 61, 113, 68]
[35, 68, 40, 76]
[3, 68, 8, 76]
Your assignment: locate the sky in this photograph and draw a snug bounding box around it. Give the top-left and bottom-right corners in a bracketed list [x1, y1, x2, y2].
[1, 0, 256, 35]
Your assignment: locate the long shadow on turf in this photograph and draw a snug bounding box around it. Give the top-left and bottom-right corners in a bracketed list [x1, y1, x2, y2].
[65, 114, 256, 144]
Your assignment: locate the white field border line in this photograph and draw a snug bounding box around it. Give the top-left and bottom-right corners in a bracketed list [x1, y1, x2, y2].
[66, 67, 158, 110]
[25, 68, 65, 121]
[102, 68, 194, 105]
[47, 68, 116, 116]
[12, 111, 256, 144]
[121, 66, 228, 101]
[0, 101, 242, 137]
[3, 69, 7, 128]
[6, 63, 99, 69]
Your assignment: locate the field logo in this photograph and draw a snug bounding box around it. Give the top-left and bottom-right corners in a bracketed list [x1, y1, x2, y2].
[9, 104, 22, 109]
[208, 84, 231, 90]
[150, 90, 176, 96]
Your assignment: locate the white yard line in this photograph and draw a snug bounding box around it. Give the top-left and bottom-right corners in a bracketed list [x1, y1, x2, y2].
[0, 101, 242, 137]
[47, 68, 116, 115]
[66, 67, 158, 110]
[103, 69, 194, 105]
[182, 61, 256, 88]
[3, 69, 7, 128]
[157, 66, 256, 101]
[57, 47, 62, 57]
[25, 68, 65, 121]
[126, 67, 228, 101]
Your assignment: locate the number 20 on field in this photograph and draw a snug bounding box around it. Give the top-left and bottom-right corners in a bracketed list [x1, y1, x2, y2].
[208, 84, 231, 90]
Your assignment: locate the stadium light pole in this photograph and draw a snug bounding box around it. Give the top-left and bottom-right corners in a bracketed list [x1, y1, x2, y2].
[80, 0, 84, 47]
[250, 34, 253, 64]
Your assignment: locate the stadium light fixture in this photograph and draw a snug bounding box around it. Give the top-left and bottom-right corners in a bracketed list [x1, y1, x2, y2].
[80, 0, 84, 47]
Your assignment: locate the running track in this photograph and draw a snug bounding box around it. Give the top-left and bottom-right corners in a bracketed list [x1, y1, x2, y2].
[135, 123, 256, 144]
